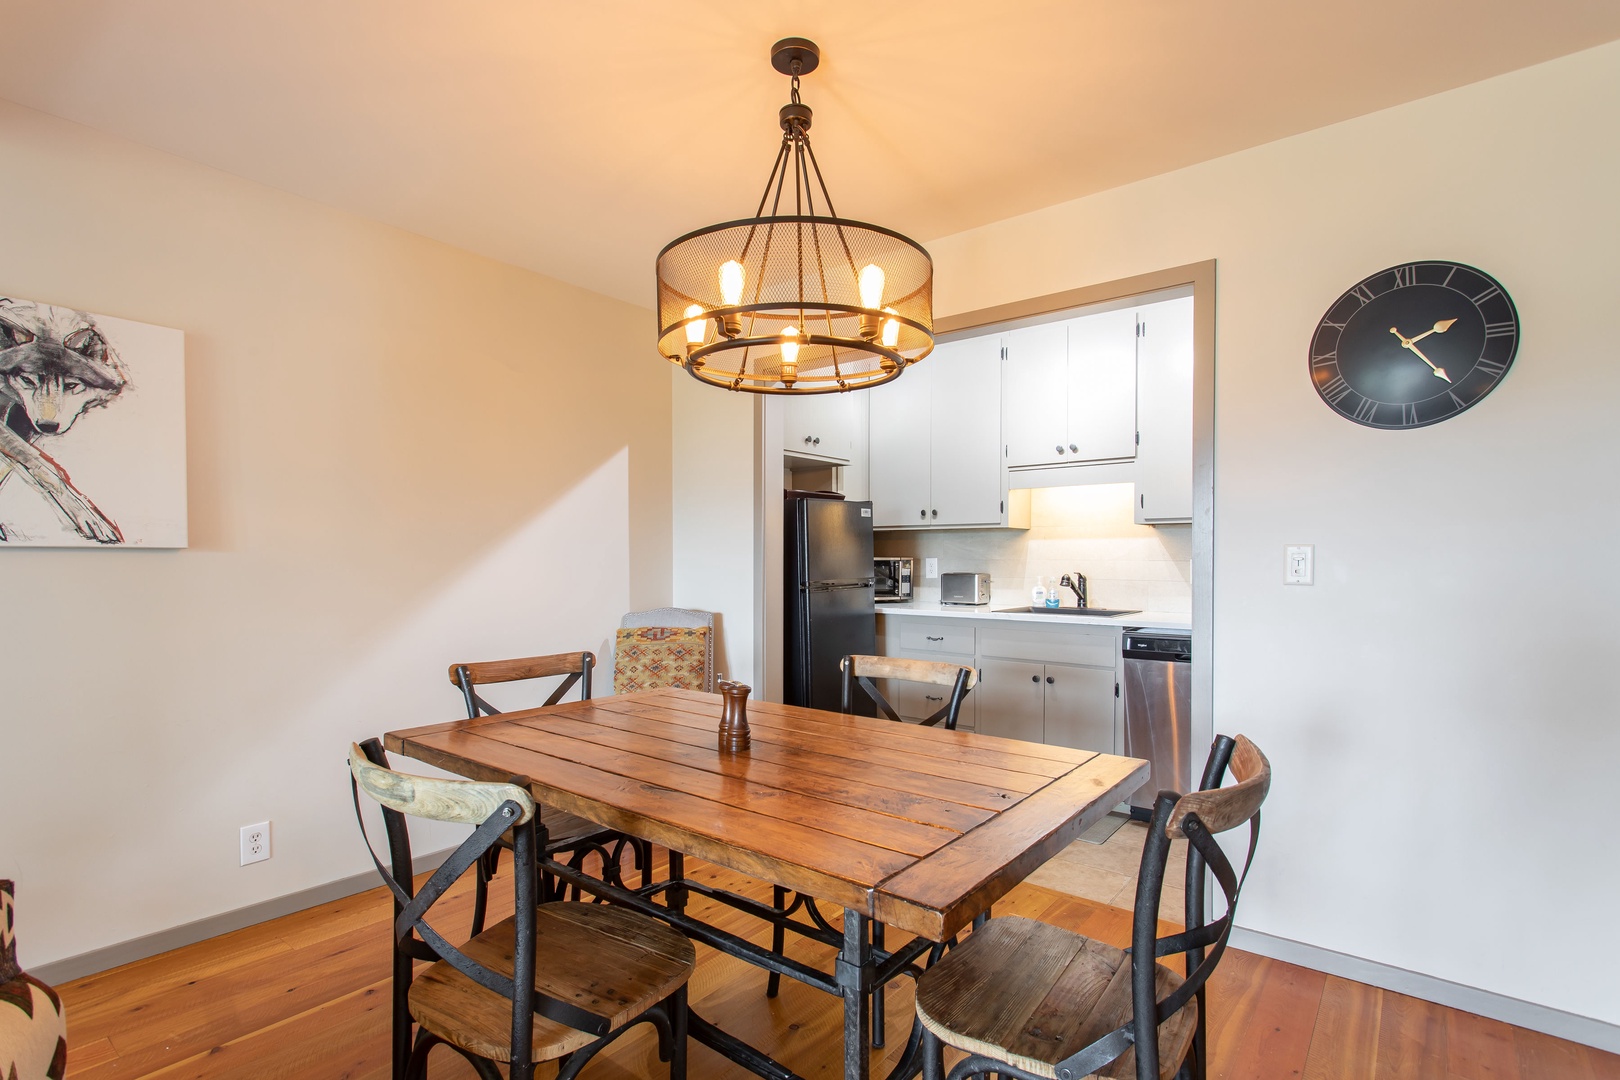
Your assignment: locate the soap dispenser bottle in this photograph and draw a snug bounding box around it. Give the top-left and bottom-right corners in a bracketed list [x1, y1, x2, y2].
[1031, 576, 1047, 606]
[1045, 582, 1061, 608]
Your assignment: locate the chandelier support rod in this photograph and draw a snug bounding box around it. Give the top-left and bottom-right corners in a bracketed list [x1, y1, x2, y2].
[801, 136, 864, 289]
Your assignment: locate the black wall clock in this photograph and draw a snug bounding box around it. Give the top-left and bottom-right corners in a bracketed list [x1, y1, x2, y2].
[1310, 261, 1519, 429]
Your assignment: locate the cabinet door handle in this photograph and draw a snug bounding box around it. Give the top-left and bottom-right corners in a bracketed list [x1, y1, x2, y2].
[1031, 675, 1040, 683]
[1069, 443, 1078, 453]
[1046, 676, 1055, 684]
[925, 695, 943, 702]
[813, 436, 820, 445]
[804, 436, 813, 444]
[1055, 445, 1066, 455]
[926, 635, 944, 642]
[931, 508, 938, 518]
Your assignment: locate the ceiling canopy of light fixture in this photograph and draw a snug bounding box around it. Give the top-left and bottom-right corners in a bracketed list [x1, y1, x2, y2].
[655, 38, 935, 395]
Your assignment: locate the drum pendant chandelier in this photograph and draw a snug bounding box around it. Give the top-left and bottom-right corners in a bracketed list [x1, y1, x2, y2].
[655, 38, 934, 394]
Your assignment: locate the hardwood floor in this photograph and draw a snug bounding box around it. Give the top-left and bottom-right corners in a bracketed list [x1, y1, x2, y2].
[58, 854, 1620, 1079]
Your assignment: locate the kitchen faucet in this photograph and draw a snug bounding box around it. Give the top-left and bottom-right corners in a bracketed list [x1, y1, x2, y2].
[1059, 572, 1088, 608]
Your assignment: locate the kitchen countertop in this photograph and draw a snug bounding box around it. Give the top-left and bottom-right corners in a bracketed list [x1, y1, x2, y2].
[876, 600, 1191, 634]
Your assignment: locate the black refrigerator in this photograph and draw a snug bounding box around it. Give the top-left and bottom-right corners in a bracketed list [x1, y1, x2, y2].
[785, 492, 877, 712]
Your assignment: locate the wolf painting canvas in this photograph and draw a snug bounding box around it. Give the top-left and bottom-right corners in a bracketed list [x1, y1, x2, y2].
[0, 296, 186, 547]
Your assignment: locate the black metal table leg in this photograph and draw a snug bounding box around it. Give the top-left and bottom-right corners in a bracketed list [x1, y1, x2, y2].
[837, 912, 873, 1080]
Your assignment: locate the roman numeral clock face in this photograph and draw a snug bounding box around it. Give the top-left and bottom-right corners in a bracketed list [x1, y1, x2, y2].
[1311, 261, 1519, 428]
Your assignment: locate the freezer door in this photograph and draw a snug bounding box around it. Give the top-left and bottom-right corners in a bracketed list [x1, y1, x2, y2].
[802, 499, 875, 585]
[803, 583, 877, 712]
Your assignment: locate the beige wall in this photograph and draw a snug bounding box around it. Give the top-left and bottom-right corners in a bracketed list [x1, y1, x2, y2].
[673, 40, 1620, 1033]
[670, 370, 758, 686]
[0, 99, 671, 968]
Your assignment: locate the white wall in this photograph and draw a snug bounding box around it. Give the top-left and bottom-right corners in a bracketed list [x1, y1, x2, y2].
[0, 99, 672, 968]
[926, 42, 1620, 1025]
[670, 40, 1620, 1029]
[671, 370, 758, 686]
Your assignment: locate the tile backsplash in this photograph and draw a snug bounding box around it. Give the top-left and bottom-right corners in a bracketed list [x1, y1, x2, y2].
[874, 483, 1191, 614]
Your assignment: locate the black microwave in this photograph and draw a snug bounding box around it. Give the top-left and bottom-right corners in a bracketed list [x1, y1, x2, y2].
[874, 557, 913, 603]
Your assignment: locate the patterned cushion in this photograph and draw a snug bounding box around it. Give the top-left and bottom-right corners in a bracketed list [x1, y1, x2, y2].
[0, 882, 67, 1080]
[613, 626, 709, 695]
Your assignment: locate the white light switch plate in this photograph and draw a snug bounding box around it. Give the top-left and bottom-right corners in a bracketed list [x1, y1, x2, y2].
[1284, 545, 1314, 585]
[924, 558, 939, 579]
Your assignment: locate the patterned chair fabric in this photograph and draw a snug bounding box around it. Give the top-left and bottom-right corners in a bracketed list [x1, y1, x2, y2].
[0, 882, 67, 1080]
[612, 626, 711, 695]
[607, 608, 716, 694]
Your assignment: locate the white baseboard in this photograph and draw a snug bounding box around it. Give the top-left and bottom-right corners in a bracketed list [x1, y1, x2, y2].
[1230, 925, 1620, 1055]
[29, 848, 455, 987]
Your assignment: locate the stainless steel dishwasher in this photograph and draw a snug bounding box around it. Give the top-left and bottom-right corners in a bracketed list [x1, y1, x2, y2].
[1121, 632, 1192, 814]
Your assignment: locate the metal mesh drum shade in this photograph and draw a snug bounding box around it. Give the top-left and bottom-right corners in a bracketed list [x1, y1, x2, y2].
[657, 216, 933, 393]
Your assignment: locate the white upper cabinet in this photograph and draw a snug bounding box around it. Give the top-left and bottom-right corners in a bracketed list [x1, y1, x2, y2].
[1134, 296, 1194, 524]
[870, 337, 1009, 529]
[930, 336, 1005, 525]
[1066, 309, 1138, 462]
[1004, 323, 1068, 468]
[869, 363, 934, 527]
[1005, 309, 1137, 468]
[783, 390, 857, 464]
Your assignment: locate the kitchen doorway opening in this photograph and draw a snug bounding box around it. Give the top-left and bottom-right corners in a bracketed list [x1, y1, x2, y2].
[752, 259, 1217, 762]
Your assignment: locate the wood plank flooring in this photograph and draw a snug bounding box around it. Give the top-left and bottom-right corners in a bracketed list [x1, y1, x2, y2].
[56, 854, 1620, 1079]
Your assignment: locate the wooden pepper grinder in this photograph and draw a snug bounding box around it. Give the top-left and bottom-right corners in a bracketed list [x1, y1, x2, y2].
[717, 680, 752, 753]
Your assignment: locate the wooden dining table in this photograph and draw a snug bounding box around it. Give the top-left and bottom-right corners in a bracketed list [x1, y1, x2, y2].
[384, 686, 1148, 1080]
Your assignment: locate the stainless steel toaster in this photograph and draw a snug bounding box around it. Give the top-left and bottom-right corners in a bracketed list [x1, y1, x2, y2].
[939, 572, 991, 605]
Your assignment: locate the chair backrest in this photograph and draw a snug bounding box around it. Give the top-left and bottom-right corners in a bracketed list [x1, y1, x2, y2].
[1056, 734, 1271, 1080]
[348, 740, 611, 1072]
[840, 654, 977, 730]
[609, 608, 716, 693]
[448, 651, 595, 720]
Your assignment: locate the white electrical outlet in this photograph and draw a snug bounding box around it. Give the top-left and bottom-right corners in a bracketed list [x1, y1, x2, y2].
[240, 821, 271, 865]
[924, 558, 939, 580]
[1284, 545, 1314, 586]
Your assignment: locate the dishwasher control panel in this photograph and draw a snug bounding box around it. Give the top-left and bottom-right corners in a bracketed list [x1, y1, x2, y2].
[1123, 634, 1191, 662]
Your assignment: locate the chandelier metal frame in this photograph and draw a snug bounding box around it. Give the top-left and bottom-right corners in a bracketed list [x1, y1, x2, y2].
[655, 38, 935, 394]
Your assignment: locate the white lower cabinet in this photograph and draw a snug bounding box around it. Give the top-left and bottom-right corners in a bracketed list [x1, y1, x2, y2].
[877, 616, 1119, 750]
[975, 659, 1113, 752]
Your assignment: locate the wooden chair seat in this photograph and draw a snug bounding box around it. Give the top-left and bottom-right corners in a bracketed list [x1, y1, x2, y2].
[915, 916, 1196, 1080]
[409, 902, 695, 1064]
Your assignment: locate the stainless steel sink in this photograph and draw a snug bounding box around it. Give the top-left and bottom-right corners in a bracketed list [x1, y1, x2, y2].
[994, 606, 1142, 617]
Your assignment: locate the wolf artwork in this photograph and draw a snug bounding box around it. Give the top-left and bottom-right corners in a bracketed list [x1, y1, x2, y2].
[0, 296, 186, 547]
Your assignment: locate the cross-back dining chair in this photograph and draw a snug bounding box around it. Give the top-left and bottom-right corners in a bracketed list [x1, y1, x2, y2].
[914, 734, 1272, 1080]
[840, 654, 978, 729]
[348, 740, 694, 1080]
[449, 652, 650, 921]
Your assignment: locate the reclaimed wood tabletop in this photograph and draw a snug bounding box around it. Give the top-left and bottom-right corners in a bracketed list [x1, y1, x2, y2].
[384, 687, 1148, 942]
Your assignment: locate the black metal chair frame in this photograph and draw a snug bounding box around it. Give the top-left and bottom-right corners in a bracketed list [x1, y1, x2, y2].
[351, 739, 686, 1080]
[919, 734, 1262, 1080]
[451, 654, 655, 920]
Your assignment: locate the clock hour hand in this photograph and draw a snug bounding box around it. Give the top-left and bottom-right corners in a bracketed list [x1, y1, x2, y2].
[1406, 318, 1458, 346]
[1393, 325, 1458, 383]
